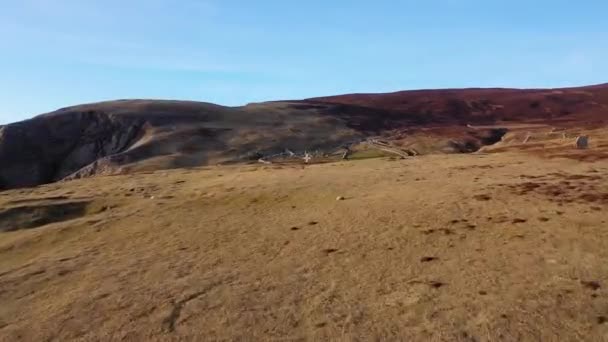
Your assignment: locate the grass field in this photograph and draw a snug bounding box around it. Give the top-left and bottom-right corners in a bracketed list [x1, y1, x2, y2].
[1, 149, 607, 340]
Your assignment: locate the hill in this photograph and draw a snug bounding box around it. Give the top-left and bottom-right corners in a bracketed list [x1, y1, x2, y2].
[1, 84, 607, 189]
[312, 84, 608, 125]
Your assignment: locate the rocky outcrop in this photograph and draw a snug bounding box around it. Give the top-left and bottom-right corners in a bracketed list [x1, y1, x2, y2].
[0, 110, 144, 189]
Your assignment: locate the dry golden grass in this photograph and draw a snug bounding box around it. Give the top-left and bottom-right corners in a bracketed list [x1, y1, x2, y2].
[1, 151, 607, 341]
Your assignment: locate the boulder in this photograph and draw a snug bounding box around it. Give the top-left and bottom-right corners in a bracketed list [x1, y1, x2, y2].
[576, 136, 589, 149]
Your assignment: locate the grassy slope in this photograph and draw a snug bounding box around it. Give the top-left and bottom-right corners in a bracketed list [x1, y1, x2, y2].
[1, 148, 607, 340]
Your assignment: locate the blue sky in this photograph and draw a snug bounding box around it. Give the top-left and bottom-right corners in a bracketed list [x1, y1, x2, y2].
[1, 0, 607, 123]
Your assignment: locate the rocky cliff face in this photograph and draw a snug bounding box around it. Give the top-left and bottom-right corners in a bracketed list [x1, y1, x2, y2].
[0, 110, 144, 189]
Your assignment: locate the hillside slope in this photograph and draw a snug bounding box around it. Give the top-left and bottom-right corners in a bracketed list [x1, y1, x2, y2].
[1, 84, 607, 189]
[1, 153, 607, 340]
[312, 84, 608, 125]
[0, 100, 369, 189]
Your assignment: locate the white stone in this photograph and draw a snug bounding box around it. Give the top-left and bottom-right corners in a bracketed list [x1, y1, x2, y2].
[303, 152, 312, 163]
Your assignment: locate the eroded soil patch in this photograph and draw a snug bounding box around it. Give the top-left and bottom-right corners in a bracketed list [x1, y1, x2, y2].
[502, 172, 607, 205]
[0, 201, 91, 232]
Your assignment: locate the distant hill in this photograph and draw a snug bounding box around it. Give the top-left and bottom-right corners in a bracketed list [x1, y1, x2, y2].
[311, 84, 608, 125]
[1, 84, 607, 189]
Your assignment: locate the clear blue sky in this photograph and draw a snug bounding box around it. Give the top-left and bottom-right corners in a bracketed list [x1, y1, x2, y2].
[1, 0, 607, 123]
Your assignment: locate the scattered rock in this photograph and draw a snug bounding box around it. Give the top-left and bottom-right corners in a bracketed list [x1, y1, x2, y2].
[473, 194, 492, 201]
[428, 281, 445, 289]
[576, 135, 589, 149]
[57, 269, 71, 276]
[420, 256, 438, 262]
[582, 280, 601, 291]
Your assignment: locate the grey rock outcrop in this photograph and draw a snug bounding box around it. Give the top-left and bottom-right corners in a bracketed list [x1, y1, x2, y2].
[0, 110, 143, 189]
